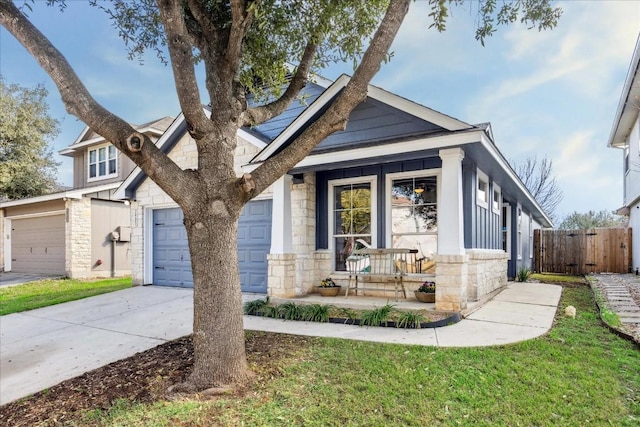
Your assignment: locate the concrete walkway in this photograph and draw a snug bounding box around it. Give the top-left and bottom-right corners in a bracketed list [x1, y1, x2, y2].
[0, 282, 561, 405]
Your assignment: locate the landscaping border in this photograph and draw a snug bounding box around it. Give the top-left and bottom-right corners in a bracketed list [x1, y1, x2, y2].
[246, 312, 462, 329]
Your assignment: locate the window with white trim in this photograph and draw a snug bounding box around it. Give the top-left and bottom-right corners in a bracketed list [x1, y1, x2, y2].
[529, 218, 534, 259]
[88, 144, 117, 180]
[502, 203, 511, 260]
[492, 183, 501, 214]
[517, 207, 522, 260]
[329, 177, 376, 271]
[477, 169, 489, 209]
[387, 170, 438, 262]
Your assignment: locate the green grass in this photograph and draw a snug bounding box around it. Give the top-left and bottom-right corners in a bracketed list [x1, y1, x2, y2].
[0, 277, 132, 315]
[530, 272, 586, 283]
[80, 284, 639, 426]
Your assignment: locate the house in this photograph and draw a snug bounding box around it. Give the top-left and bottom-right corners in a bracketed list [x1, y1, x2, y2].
[0, 117, 173, 278]
[608, 35, 640, 274]
[115, 75, 552, 311]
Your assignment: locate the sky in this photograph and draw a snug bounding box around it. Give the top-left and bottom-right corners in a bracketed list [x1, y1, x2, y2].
[1, 0, 639, 223]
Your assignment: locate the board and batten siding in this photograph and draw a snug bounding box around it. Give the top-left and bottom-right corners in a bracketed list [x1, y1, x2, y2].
[463, 164, 502, 251]
[315, 157, 442, 250]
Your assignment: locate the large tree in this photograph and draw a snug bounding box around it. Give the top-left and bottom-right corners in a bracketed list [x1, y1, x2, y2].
[558, 210, 627, 230]
[0, 0, 562, 392]
[0, 77, 60, 200]
[513, 155, 562, 223]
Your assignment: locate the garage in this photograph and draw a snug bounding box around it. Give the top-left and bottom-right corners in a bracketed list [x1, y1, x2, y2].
[10, 215, 66, 275]
[152, 199, 272, 292]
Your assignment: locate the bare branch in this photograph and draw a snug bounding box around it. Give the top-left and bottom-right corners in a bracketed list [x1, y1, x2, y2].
[156, 0, 209, 135]
[513, 155, 563, 222]
[241, 41, 317, 127]
[248, 0, 412, 195]
[0, 0, 192, 205]
[227, 0, 253, 67]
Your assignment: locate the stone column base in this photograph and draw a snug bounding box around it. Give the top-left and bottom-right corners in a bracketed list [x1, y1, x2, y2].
[434, 253, 468, 312]
[466, 249, 508, 301]
[268, 253, 297, 298]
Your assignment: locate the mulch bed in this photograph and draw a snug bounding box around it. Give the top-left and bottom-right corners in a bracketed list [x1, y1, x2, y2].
[0, 332, 315, 427]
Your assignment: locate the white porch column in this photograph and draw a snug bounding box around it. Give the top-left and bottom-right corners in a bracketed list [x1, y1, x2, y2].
[438, 148, 465, 255]
[270, 174, 293, 254]
[268, 174, 296, 298]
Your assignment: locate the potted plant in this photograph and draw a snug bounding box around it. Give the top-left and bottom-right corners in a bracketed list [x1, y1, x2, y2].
[414, 281, 436, 303]
[318, 277, 341, 297]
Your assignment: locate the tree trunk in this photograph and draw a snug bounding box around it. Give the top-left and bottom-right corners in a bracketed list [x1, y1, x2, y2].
[182, 204, 251, 390]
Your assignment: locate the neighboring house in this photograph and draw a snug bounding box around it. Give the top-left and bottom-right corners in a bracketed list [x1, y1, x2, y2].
[0, 117, 173, 278]
[609, 35, 640, 274]
[115, 75, 551, 312]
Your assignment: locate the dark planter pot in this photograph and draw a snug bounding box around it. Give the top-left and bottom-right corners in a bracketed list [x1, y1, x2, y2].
[318, 286, 341, 297]
[414, 291, 436, 303]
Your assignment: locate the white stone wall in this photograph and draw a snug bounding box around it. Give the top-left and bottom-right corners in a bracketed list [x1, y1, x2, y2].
[292, 173, 317, 294]
[129, 200, 145, 285]
[434, 254, 469, 311]
[0, 209, 4, 272]
[65, 198, 92, 278]
[267, 253, 296, 298]
[466, 249, 508, 301]
[130, 132, 270, 285]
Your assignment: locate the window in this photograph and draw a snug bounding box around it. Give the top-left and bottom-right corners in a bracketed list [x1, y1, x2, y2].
[529, 219, 534, 259]
[89, 144, 117, 180]
[477, 169, 489, 209]
[387, 171, 438, 262]
[329, 177, 376, 271]
[492, 183, 501, 214]
[502, 203, 511, 260]
[517, 207, 522, 260]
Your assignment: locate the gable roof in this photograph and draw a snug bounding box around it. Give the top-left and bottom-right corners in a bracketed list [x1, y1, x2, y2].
[608, 34, 640, 148]
[250, 74, 472, 163]
[113, 108, 268, 200]
[112, 73, 551, 227]
[59, 116, 174, 156]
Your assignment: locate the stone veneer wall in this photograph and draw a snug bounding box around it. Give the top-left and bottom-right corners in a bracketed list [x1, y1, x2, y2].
[0, 209, 4, 272]
[129, 200, 144, 285]
[65, 198, 92, 278]
[466, 249, 508, 302]
[267, 253, 296, 297]
[434, 254, 468, 311]
[129, 132, 270, 286]
[434, 250, 508, 311]
[292, 173, 317, 294]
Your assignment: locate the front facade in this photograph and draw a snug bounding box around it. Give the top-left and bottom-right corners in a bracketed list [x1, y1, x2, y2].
[0, 117, 173, 278]
[608, 35, 640, 274]
[116, 76, 551, 311]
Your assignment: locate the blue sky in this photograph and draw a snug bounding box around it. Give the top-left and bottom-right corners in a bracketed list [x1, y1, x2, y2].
[1, 1, 639, 223]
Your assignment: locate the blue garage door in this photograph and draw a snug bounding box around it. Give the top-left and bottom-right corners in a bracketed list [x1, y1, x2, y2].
[152, 199, 272, 292]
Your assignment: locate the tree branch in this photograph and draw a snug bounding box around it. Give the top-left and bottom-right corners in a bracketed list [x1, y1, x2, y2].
[157, 0, 209, 137]
[247, 0, 411, 196]
[241, 40, 317, 127]
[227, 0, 252, 68]
[0, 0, 193, 205]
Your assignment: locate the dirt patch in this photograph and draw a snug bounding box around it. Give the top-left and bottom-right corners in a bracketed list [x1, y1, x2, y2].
[0, 332, 316, 427]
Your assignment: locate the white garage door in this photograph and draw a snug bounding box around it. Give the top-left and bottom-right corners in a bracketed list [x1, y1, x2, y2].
[11, 215, 66, 275]
[152, 200, 272, 292]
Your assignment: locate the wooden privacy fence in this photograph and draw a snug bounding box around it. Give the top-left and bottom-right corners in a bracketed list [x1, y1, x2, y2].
[534, 227, 632, 275]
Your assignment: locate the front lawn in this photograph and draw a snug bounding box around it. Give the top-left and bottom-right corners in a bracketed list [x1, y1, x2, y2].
[0, 277, 132, 315]
[4, 283, 636, 426]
